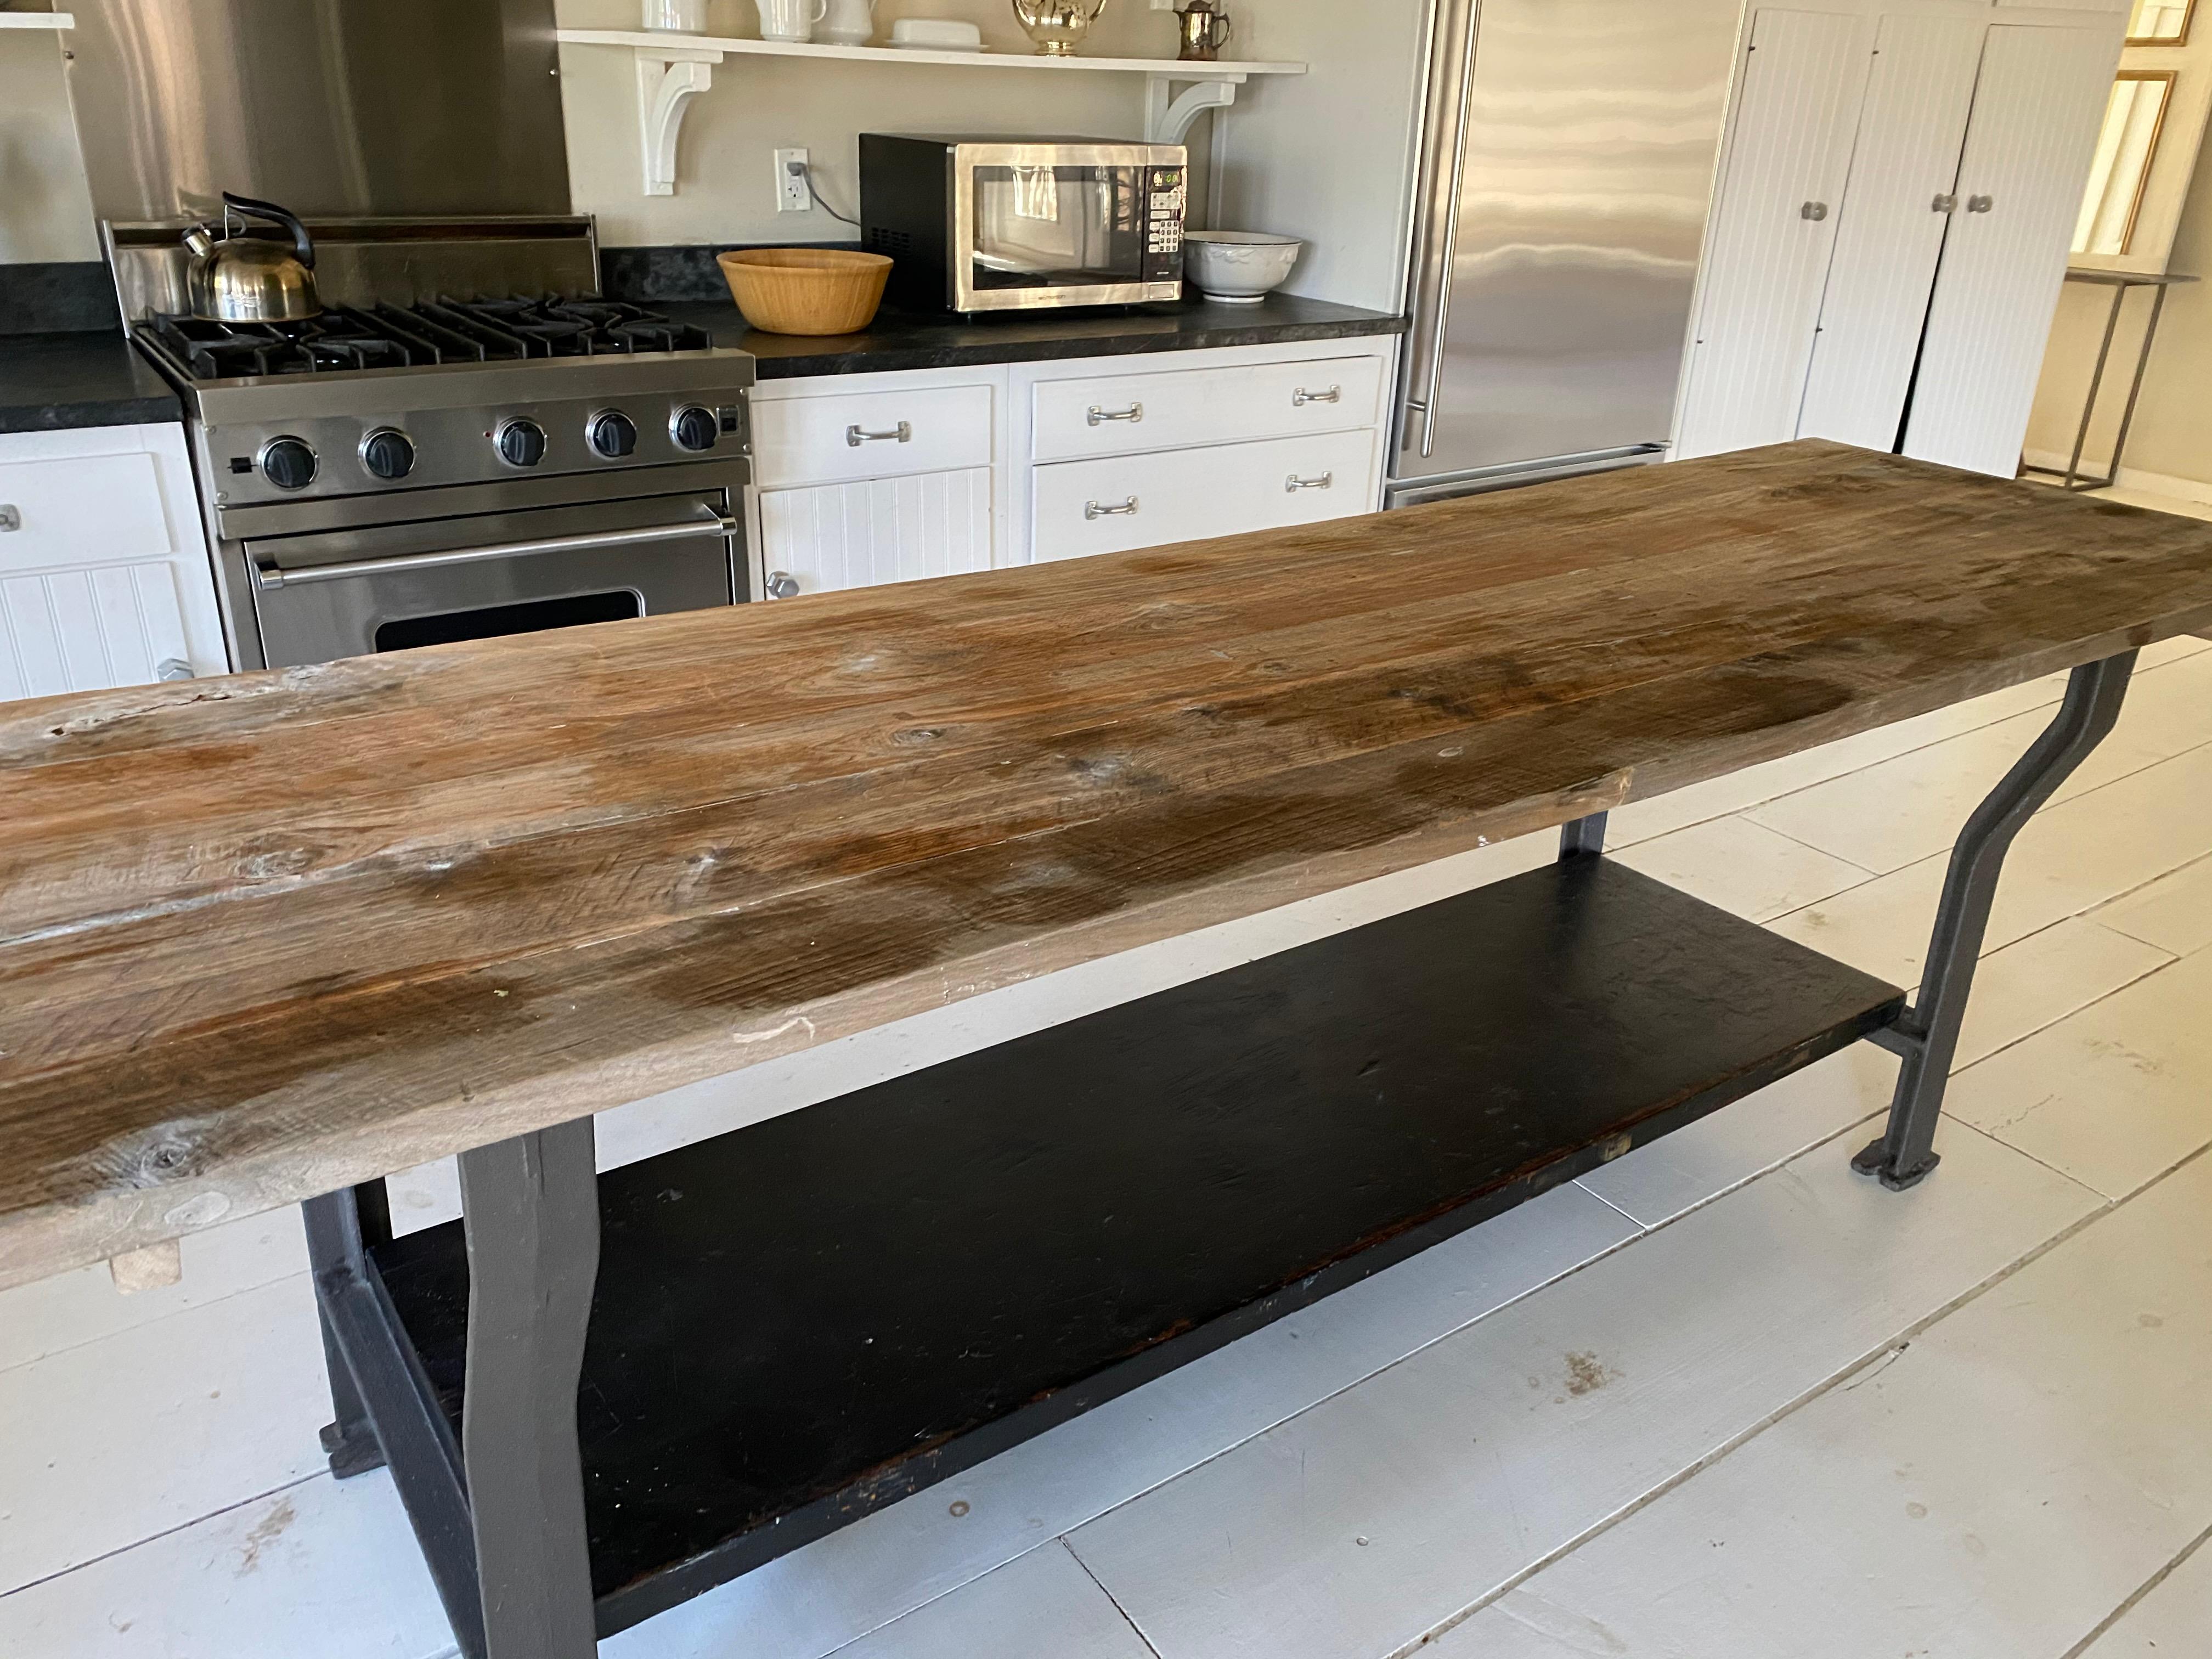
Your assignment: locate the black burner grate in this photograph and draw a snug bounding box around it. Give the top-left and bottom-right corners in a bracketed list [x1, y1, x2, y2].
[137, 297, 715, 381]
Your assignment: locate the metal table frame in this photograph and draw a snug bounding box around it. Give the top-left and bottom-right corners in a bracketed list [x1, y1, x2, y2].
[2023, 269, 2198, 494]
[303, 649, 2137, 1657]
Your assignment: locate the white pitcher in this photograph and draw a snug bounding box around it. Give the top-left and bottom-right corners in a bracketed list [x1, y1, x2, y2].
[817, 0, 878, 45]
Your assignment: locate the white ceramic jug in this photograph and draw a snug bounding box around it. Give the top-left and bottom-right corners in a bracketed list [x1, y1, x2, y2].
[817, 0, 878, 44]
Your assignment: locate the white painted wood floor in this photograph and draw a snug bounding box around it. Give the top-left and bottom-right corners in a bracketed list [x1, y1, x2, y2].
[7, 498, 2212, 1659]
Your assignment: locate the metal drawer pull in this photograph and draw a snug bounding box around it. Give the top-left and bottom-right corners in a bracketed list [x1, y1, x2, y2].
[1932, 193, 1957, 214]
[1087, 403, 1144, 426]
[1966, 194, 1994, 214]
[1286, 472, 1334, 492]
[157, 657, 195, 682]
[0, 505, 19, 532]
[251, 514, 737, 589]
[764, 571, 802, 600]
[1293, 386, 1341, 407]
[1801, 201, 1829, 222]
[1085, 496, 1140, 520]
[847, 421, 912, 446]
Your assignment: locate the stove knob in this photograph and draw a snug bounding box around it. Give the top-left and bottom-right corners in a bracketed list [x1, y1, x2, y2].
[495, 417, 548, 469]
[258, 436, 318, 492]
[359, 427, 416, 481]
[671, 404, 719, 453]
[588, 409, 639, 460]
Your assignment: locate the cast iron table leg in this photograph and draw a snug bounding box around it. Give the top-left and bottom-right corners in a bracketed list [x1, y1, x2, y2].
[1560, 811, 1609, 859]
[459, 1116, 602, 1658]
[1854, 651, 2137, 1189]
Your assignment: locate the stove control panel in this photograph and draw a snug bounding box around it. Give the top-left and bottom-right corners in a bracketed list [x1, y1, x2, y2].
[205, 382, 753, 506]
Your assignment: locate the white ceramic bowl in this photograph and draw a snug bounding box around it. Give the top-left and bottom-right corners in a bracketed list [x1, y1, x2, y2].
[1183, 230, 1303, 303]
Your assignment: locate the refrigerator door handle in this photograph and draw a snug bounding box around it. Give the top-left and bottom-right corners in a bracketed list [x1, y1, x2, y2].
[1403, 0, 1481, 460]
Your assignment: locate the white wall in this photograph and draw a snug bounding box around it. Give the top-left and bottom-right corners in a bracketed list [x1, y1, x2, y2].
[0, 26, 99, 263]
[557, 0, 1214, 248]
[1209, 0, 1431, 314]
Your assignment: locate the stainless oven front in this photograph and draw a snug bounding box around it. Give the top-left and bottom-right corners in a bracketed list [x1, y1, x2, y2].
[210, 459, 749, 670]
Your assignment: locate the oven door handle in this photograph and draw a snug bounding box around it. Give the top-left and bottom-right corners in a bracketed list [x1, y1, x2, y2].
[251, 514, 739, 590]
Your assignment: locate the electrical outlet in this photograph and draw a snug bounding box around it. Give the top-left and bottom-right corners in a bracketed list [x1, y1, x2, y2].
[775, 148, 813, 214]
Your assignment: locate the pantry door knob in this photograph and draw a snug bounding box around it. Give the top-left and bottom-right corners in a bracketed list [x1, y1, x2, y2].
[765, 571, 802, 599]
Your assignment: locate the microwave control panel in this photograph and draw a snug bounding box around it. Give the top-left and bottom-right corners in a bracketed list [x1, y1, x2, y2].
[1143, 166, 1187, 281]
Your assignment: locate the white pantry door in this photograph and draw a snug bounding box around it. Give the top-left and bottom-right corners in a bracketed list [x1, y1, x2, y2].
[1674, 8, 1872, 460]
[1797, 12, 1988, 451]
[1904, 24, 2123, 475]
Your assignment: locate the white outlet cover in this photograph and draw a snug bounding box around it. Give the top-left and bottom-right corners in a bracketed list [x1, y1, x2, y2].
[775, 147, 812, 213]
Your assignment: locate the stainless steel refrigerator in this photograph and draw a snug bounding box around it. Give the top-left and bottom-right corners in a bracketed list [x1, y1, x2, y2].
[1390, 0, 1746, 505]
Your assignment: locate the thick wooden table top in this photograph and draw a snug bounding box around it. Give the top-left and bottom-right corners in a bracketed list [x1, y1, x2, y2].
[6, 440, 2212, 1288]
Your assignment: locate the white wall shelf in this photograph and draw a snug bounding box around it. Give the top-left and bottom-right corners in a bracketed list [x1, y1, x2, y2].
[0, 12, 76, 29]
[554, 28, 1306, 195]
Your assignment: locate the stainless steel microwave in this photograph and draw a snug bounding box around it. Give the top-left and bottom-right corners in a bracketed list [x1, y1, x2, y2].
[860, 136, 1187, 313]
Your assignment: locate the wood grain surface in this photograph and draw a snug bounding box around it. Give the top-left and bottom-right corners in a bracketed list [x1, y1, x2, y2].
[4, 440, 2211, 1288]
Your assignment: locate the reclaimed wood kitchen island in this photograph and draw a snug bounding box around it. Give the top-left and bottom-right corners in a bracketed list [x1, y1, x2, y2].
[6, 439, 2212, 1656]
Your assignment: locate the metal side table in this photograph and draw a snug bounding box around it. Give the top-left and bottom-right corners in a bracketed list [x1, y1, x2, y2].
[2025, 268, 2199, 492]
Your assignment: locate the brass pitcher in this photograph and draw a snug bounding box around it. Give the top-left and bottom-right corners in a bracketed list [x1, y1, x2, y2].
[1011, 0, 1108, 55]
[1173, 0, 1231, 61]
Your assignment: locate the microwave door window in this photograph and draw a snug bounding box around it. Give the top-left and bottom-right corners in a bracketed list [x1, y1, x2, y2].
[972, 166, 1143, 289]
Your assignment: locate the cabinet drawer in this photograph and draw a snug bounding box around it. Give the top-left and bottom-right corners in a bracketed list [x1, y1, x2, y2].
[0, 453, 173, 575]
[1031, 430, 1375, 563]
[759, 469, 994, 597]
[1032, 355, 1385, 462]
[752, 384, 994, 488]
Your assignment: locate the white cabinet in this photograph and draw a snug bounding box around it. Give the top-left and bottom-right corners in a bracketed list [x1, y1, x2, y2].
[1674, 8, 1870, 460]
[750, 336, 1400, 597]
[1675, 4, 2125, 476]
[1797, 12, 1987, 449]
[0, 425, 227, 703]
[1030, 355, 1387, 464]
[758, 469, 993, 597]
[1903, 24, 2120, 475]
[1032, 431, 1376, 563]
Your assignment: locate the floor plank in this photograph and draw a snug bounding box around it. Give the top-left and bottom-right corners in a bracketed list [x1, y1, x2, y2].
[1611, 815, 1875, 923]
[1063, 1124, 2097, 1659]
[1767, 742, 2212, 986]
[621, 1543, 1158, 1659]
[0, 1271, 332, 1596]
[2094, 853, 2212, 959]
[1437, 1150, 2212, 1659]
[1946, 949, 2212, 1201]
[1577, 1043, 1896, 1227]
[1746, 655, 2212, 874]
[0, 1474, 456, 1659]
[1952, 917, 2174, 1070]
[2079, 1532, 2212, 1657]
[0, 1204, 307, 1375]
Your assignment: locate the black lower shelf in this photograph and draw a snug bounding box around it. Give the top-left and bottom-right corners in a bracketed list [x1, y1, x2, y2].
[370, 854, 1903, 1633]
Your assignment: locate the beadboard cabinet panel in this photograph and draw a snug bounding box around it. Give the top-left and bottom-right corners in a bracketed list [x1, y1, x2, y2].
[758, 469, 995, 598]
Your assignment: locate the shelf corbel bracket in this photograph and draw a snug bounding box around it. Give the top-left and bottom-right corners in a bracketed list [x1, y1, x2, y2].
[1144, 72, 1245, 146]
[633, 45, 723, 196]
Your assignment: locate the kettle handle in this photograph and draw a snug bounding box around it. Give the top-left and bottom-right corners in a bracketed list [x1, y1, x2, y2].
[221, 192, 315, 269]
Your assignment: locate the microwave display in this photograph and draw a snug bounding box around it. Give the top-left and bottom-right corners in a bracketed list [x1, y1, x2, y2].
[971, 165, 1185, 294]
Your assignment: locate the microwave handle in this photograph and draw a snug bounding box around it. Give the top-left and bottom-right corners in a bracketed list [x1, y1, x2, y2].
[252, 513, 737, 589]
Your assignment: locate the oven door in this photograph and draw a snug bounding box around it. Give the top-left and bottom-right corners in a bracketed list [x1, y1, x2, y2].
[242, 489, 740, 669]
[955, 143, 1187, 312]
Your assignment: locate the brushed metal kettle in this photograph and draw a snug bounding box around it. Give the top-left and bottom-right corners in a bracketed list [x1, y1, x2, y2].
[183, 194, 320, 323]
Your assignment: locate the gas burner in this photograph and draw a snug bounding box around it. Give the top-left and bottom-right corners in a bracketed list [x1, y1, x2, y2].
[136, 296, 715, 382]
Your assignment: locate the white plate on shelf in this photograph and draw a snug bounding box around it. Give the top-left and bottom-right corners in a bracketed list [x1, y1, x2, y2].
[885, 40, 990, 50]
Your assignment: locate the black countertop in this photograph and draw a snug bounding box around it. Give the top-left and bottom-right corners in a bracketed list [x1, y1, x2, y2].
[0, 331, 183, 433]
[0, 294, 1400, 432]
[656, 291, 1407, 379]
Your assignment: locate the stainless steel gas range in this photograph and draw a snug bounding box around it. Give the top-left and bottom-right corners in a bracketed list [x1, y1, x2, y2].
[125, 268, 756, 673]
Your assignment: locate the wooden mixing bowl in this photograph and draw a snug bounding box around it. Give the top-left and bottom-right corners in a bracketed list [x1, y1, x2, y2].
[717, 247, 893, 336]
